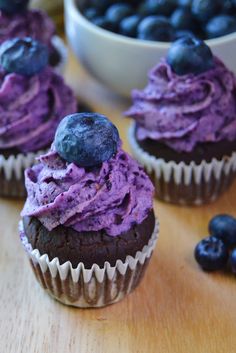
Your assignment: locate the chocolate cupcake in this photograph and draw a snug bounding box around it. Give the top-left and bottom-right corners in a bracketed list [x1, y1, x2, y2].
[0, 37, 77, 197]
[19, 113, 158, 308]
[126, 37, 236, 205]
[0, 0, 67, 74]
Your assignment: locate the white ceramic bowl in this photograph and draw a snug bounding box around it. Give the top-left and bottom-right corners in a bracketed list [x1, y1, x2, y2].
[65, 0, 236, 97]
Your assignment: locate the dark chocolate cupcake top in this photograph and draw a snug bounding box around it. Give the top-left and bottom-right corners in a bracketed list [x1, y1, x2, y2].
[0, 9, 55, 51]
[21, 114, 154, 237]
[126, 57, 236, 153]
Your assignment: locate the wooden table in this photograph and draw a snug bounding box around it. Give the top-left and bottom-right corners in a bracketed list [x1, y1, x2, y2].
[1, 50, 236, 353]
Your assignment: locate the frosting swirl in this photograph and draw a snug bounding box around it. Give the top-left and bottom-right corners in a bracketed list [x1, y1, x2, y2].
[0, 9, 55, 50]
[21, 146, 154, 237]
[126, 57, 236, 152]
[0, 67, 77, 152]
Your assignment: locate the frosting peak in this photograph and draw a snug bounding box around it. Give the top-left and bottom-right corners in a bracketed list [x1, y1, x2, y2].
[0, 67, 77, 152]
[21, 147, 154, 237]
[126, 57, 236, 152]
[0, 9, 55, 50]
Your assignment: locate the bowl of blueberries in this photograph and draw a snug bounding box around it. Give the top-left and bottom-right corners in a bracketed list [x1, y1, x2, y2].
[65, 0, 236, 97]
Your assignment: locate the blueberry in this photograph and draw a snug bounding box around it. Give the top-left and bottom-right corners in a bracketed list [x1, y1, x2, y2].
[174, 29, 195, 40]
[120, 15, 142, 38]
[84, 7, 102, 20]
[229, 249, 236, 274]
[171, 8, 196, 31]
[138, 16, 174, 42]
[167, 36, 214, 75]
[177, 0, 192, 8]
[209, 214, 236, 247]
[194, 236, 229, 271]
[92, 17, 117, 32]
[221, 0, 236, 14]
[88, 0, 115, 12]
[54, 113, 120, 168]
[192, 0, 221, 22]
[0, 0, 29, 14]
[105, 4, 133, 26]
[0, 37, 48, 76]
[206, 15, 236, 39]
[138, 0, 177, 17]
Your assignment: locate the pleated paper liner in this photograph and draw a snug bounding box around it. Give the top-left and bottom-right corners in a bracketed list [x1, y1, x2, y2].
[0, 150, 44, 198]
[128, 124, 236, 206]
[19, 220, 159, 308]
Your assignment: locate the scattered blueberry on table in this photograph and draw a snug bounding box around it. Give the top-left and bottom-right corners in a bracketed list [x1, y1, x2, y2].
[79, 0, 236, 41]
[195, 214, 236, 274]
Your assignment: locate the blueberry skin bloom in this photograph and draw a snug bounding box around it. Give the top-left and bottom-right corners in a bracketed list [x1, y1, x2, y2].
[55, 113, 120, 168]
[166, 36, 214, 75]
[206, 15, 236, 39]
[194, 236, 229, 271]
[209, 215, 236, 247]
[0, 0, 29, 14]
[0, 37, 49, 76]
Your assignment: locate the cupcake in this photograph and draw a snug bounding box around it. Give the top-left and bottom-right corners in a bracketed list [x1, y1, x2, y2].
[126, 37, 236, 205]
[0, 37, 77, 197]
[19, 113, 158, 308]
[0, 0, 66, 74]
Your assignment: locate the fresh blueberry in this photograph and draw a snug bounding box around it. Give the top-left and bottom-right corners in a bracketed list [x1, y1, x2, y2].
[88, 0, 115, 12]
[0, 37, 48, 76]
[171, 8, 196, 31]
[0, 0, 29, 14]
[192, 0, 221, 22]
[138, 0, 177, 17]
[84, 7, 102, 20]
[177, 0, 192, 8]
[138, 16, 174, 42]
[206, 15, 236, 39]
[229, 249, 236, 274]
[105, 4, 133, 26]
[194, 236, 229, 271]
[174, 29, 195, 40]
[167, 36, 214, 75]
[209, 214, 236, 247]
[119, 15, 142, 38]
[221, 0, 236, 14]
[54, 113, 120, 168]
[92, 17, 117, 32]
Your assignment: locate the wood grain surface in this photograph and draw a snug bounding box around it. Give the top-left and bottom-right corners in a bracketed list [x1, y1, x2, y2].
[1, 50, 236, 353]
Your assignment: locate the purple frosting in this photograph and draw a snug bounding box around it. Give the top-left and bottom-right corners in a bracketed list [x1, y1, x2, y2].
[0, 68, 77, 152]
[126, 57, 236, 152]
[21, 146, 154, 237]
[0, 9, 55, 50]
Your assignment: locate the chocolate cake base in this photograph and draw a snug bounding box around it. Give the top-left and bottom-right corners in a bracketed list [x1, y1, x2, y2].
[23, 210, 155, 268]
[0, 170, 26, 198]
[138, 137, 236, 165]
[129, 125, 236, 205]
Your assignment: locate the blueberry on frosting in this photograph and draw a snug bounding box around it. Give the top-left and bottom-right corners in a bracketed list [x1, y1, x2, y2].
[0, 37, 49, 76]
[55, 113, 120, 167]
[166, 36, 214, 75]
[0, 0, 29, 14]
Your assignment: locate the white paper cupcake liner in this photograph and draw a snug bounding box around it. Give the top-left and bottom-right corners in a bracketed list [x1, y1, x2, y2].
[128, 123, 236, 205]
[0, 150, 43, 197]
[19, 220, 159, 308]
[51, 35, 68, 75]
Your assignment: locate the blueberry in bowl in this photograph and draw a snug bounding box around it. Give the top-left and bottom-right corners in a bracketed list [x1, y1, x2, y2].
[65, 0, 236, 97]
